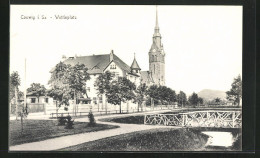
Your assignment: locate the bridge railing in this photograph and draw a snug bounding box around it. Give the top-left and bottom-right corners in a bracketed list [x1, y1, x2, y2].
[144, 111, 242, 128]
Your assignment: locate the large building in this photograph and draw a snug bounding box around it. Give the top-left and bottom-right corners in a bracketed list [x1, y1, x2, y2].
[59, 7, 166, 109]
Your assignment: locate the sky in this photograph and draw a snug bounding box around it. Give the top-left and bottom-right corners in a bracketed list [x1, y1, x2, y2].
[10, 5, 242, 95]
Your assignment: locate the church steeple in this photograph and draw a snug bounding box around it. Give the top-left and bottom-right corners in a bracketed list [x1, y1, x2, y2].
[153, 5, 161, 49]
[155, 5, 159, 29]
[148, 5, 165, 86]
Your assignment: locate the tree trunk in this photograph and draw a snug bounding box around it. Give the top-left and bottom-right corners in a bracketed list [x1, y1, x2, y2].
[20, 113, 23, 134]
[119, 101, 122, 114]
[56, 100, 58, 118]
[15, 86, 18, 120]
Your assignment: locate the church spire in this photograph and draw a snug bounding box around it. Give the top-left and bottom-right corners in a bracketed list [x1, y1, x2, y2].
[155, 5, 159, 28]
[153, 5, 161, 49]
[154, 5, 160, 35]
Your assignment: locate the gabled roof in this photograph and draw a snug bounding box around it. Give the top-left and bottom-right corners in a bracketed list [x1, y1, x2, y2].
[140, 71, 154, 84]
[63, 53, 132, 75]
[131, 57, 141, 70]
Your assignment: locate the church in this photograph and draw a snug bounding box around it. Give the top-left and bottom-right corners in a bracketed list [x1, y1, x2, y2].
[60, 7, 166, 110]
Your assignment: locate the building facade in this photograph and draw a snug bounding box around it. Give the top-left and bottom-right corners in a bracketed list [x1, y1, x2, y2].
[55, 7, 166, 110]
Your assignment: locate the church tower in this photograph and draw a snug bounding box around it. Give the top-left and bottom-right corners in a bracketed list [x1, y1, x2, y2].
[149, 6, 165, 86]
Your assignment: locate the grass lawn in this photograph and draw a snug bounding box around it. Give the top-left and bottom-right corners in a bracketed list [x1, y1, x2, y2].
[99, 115, 144, 124]
[59, 128, 209, 151]
[9, 119, 119, 146]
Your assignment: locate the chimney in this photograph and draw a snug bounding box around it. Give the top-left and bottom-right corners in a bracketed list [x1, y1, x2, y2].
[62, 55, 67, 61]
[110, 50, 114, 62]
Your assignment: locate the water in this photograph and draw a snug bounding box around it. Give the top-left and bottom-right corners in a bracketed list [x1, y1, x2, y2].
[202, 131, 234, 147]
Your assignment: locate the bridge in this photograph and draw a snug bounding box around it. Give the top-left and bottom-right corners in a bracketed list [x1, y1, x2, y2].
[144, 111, 242, 128]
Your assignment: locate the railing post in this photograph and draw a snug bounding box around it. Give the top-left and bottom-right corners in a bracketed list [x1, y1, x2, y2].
[232, 111, 235, 128]
[144, 115, 146, 124]
[182, 114, 185, 127]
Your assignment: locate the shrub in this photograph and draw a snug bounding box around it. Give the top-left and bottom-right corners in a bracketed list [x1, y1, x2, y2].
[65, 115, 74, 129]
[88, 111, 96, 127]
[57, 117, 67, 126]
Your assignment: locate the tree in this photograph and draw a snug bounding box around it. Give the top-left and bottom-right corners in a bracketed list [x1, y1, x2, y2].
[10, 71, 21, 120]
[95, 71, 113, 95]
[146, 85, 176, 109]
[177, 91, 187, 108]
[95, 71, 113, 112]
[226, 74, 242, 106]
[215, 97, 221, 105]
[105, 77, 136, 113]
[198, 97, 204, 106]
[188, 92, 199, 107]
[48, 62, 90, 110]
[27, 83, 47, 103]
[146, 85, 159, 107]
[135, 83, 148, 112]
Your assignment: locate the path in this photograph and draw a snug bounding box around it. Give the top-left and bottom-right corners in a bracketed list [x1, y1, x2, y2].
[9, 109, 179, 151]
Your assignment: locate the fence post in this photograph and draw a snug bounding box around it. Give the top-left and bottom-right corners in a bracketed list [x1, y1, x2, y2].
[182, 114, 185, 127]
[44, 103, 46, 115]
[144, 115, 146, 124]
[232, 111, 235, 128]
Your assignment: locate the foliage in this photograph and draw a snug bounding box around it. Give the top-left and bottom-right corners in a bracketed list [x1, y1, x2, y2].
[226, 75, 242, 106]
[65, 116, 74, 129]
[105, 77, 136, 113]
[198, 97, 204, 105]
[177, 91, 187, 106]
[95, 71, 113, 95]
[10, 71, 21, 87]
[215, 97, 221, 105]
[146, 85, 176, 105]
[48, 62, 90, 107]
[57, 117, 67, 126]
[134, 83, 148, 111]
[27, 83, 46, 102]
[188, 92, 199, 107]
[10, 71, 21, 119]
[88, 111, 96, 127]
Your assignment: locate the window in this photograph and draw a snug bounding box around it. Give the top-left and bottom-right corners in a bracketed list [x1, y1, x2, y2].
[99, 96, 103, 103]
[45, 98, 49, 103]
[154, 65, 155, 73]
[136, 70, 138, 73]
[93, 97, 97, 104]
[31, 98, 36, 103]
[110, 64, 116, 69]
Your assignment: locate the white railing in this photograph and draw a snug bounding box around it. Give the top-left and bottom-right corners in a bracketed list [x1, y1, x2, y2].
[144, 111, 242, 128]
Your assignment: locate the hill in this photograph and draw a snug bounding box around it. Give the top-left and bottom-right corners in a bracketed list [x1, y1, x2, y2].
[197, 89, 226, 101]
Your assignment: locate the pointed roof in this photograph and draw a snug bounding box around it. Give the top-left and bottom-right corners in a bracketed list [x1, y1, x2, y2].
[153, 5, 161, 37]
[131, 54, 141, 70]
